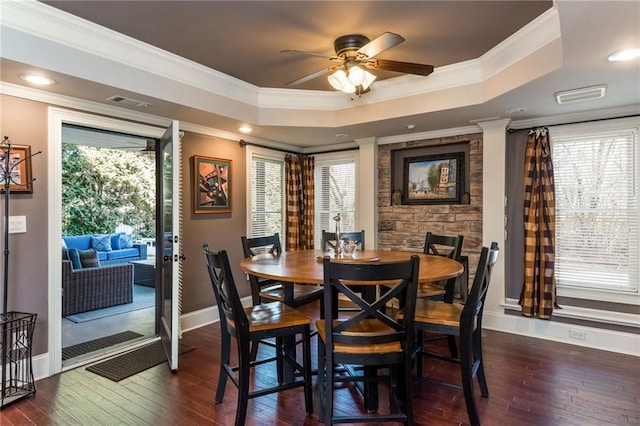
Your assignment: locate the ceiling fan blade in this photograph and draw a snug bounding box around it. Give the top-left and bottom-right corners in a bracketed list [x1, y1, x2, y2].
[280, 49, 340, 61]
[367, 59, 434, 76]
[285, 67, 334, 87]
[357, 32, 405, 58]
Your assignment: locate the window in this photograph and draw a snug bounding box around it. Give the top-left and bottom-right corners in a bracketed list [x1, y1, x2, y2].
[248, 149, 284, 238]
[551, 118, 639, 295]
[314, 154, 357, 247]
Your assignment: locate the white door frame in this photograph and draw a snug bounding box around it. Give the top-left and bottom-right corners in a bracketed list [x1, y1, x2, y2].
[47, 107, 167, 375]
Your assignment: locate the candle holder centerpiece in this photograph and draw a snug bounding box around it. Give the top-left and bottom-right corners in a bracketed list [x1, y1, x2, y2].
[333, 213, 342, 255]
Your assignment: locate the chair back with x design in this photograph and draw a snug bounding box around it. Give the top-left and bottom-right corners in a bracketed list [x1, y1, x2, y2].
[317, 255, 419, 424]
[203, 243, 313, 426]
[321, 230, 365, 251]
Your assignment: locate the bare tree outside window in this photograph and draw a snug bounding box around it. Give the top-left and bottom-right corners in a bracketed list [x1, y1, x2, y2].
[552, 127, 638, 292]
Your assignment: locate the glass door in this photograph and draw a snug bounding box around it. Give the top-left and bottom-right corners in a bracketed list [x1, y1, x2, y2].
[158, 120, 180, 370]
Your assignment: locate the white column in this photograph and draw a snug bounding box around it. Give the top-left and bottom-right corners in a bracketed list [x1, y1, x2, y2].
[476, 119, 510, 314]
[355, 137, 377, 248]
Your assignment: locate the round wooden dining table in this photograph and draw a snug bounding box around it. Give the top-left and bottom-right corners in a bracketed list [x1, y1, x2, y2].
[240, 250, 463, 410]
[240, 248, 463, 410]
[240, 248, 463, 286]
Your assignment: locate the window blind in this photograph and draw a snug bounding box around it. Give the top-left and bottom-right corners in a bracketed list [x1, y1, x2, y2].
[315, 160, 356, 247]
[250, 156, 284, 238]
[552, 126, 638, 293]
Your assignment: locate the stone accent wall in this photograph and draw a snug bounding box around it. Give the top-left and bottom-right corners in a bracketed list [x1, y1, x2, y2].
[378, 133, 483, 284]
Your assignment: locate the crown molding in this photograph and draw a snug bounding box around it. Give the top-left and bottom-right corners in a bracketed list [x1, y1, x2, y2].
[480, 7, 561, 80]
[1, 81, 169, 127]
[258, 88, 349, 111]
[0, 81, 282, 147]
[2, 0, 561, 114]
[10, 80, 634, 154]
[1, 0, 257, 105]
[377, 125, 482, 145]
[509, 105, 640, 130]
[180, 122, 302, 152]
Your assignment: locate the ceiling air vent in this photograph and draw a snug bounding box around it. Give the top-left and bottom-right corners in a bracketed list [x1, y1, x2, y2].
[554, 85, 606, 104]
[106, 95, 152, 108]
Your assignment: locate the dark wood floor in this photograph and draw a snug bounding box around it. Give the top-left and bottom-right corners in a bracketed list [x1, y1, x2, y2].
[2, 301, 639, 425]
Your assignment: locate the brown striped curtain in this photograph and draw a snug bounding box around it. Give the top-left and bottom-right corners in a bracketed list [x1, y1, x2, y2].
[285, 154, 314, 250]
[519, 127, 557, 319]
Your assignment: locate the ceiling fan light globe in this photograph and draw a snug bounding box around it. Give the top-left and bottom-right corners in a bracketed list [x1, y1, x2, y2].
[347, 66, 366, 85]
[342, 83, 356, 94]
[361, 71, 377, 90]
[328, 70, 348, 91]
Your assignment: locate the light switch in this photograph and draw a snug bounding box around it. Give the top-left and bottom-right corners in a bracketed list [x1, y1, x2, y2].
[8, 216, 27, 234]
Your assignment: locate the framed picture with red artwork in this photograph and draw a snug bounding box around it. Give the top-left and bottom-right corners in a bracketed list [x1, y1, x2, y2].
[192, 155, 231, 214]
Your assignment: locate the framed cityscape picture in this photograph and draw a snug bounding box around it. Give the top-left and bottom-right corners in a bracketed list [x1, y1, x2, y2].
[402, 152, 464, 205]
[192, 155, 231, 214]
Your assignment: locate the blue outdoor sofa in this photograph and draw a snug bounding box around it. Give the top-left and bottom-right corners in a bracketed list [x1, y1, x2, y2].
[62, 232, 147, 266]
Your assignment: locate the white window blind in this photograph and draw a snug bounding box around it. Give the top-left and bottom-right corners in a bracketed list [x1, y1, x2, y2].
[315, 159, 357, 247]
[551, 124, 638, 293]
[250, 156, 284, 238]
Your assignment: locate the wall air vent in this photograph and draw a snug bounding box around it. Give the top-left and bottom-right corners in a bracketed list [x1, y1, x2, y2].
[106, 95, 152, 108]
[554, 85, 606, 104]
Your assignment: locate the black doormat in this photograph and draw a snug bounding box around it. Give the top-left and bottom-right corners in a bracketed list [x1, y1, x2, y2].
[86, 340, 195, 382]
[62, 331, 144, 361]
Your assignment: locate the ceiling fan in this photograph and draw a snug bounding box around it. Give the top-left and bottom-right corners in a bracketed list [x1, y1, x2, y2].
[281, 32, 434, 96]
[109, 139, 156, 154]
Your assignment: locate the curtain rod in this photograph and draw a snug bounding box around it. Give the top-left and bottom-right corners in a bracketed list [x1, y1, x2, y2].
[239, 139, 359, 155]
[507, 114, 640, 133]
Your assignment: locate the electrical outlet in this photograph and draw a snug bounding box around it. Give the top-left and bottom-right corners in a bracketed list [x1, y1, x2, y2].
[569, 328, 586, 340]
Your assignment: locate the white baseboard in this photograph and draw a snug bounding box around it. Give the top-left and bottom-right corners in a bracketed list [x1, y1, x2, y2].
[23, 298, 638, 383]
[33, 353, 51, 382]
[26, 296, 254, 381]
[179, 305, 219, 334]
[180, 295, 252, 334]
[483, 310, 640, 357]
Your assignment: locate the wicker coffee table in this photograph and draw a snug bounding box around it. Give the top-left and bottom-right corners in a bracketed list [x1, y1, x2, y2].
[129, 259, 156, 287]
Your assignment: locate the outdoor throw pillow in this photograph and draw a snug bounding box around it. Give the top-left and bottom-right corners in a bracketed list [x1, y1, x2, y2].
[91, 234, 112, 252]
[120, 233, 134, 249]
[68, 248, 83, 270]
[79, 249, 100, 268]
[111, 232, 123, 250]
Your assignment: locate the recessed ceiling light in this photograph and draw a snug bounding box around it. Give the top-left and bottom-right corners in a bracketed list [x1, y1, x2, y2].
[608, 48, 640, 62]
[20, 74, 55, 86]
[239, 126, 253, 134]
[335, 133, 350, 138]
[406, 124, 415, 130]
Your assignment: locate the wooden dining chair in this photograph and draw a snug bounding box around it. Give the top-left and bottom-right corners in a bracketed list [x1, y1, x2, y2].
[418, 232, 464, 302]
[403, 242, 499, 426]
[241, 233, 324, 308]
[241, 233, 324, 359]
[321, 229, 365, 252]
[321, 230, 366, 312]
[317, 255, 420, 425]
[414, 232, 465, 361]
[202, 243, 313, 426]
